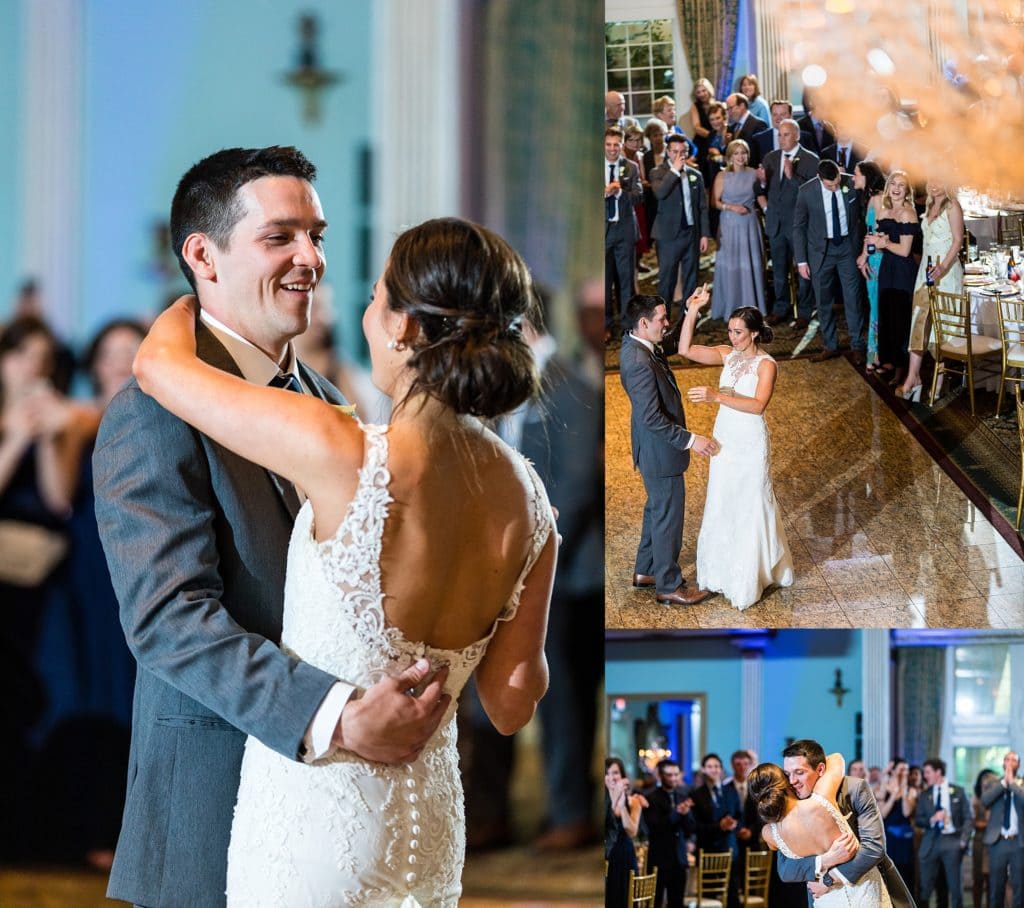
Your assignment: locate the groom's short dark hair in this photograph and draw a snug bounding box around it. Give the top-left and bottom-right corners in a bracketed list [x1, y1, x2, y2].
[924, 758, 946, 776]
[783, 739, 826, 767]
[625, 294, 665, 329]
[170, 145, 317, 291]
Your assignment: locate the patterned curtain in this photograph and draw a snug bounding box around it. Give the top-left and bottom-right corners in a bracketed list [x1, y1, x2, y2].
[896, 646, 945, 764]
[481, 0, 601, 338]
[677, 0, 742, 99]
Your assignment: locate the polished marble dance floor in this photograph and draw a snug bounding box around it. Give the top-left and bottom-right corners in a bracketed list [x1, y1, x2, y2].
[606, 356, 1024, 628]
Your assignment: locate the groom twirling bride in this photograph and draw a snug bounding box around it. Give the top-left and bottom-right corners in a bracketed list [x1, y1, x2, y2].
[749, 739, 915, 908]
[619, 293, 718, 606]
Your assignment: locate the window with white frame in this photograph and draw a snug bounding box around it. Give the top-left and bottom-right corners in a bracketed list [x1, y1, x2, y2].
[605, 20, 675, 122]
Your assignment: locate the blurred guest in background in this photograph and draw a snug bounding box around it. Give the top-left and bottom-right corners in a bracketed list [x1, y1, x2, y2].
[972, 767, 999, 908]
[738, 74, 771, 126]
[606, 757, 647, 908]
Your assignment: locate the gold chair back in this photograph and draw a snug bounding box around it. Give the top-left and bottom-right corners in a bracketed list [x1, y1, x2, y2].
[1016, 386, 1024, 531]
[996, 295, 1024, 417]
[629, 868, 659, 908]
[740, 850, 772, 908]
[687, 850, 733, 908]
[928, 287, 1002, 415]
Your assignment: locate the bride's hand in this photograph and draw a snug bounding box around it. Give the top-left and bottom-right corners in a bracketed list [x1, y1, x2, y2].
[133, 295, 199, 393]
[687, 386, 718, 404]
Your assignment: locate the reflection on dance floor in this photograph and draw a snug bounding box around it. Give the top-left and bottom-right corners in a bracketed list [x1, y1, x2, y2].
[606, 356, 1024, 627]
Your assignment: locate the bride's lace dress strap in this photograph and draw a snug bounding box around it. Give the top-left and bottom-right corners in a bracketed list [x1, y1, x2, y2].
[810, 791, 853, 832]
[493, 455, 555, 626]
[769, 821, 799, 860]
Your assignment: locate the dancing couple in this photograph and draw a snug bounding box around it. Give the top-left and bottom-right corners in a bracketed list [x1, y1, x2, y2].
[749, 739, 915, 908]
[619, 287, 792, 610]
[94, 146, 557, 906]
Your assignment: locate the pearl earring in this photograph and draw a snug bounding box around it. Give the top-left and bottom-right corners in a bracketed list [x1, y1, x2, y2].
[387, 338, 407, 352]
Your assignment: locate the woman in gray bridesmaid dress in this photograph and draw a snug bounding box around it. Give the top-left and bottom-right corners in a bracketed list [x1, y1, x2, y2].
[710, 140, 766, 319]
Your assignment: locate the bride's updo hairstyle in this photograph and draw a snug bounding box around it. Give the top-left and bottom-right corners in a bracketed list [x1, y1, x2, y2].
[729, 306, 773, 345]
[747, 762, 791, 823]
[383, 217, 540, 419]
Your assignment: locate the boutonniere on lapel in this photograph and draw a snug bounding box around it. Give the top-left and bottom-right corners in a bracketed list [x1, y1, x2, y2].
[791, 157, 800, 166]
[688, 174, 697, 185]
[619, 164, 629, 182]
[842, 185, 850, 194]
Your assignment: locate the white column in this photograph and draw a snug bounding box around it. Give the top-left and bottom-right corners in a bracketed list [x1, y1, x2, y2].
[861, 630, 891, 768]
[20, 0, 83, 338]
[370, 0, 462, 273]
[740, 648, 763, 757]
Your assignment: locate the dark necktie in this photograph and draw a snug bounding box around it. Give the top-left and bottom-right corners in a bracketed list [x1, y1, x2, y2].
[606, 163, 617, 221]
[935, 786, 943, 813]
[652, 344, 670, 371]
[831, 190, 842, 240]
[679, 173, 690, 229]
[1004, 785, 1014, 833]
[270, 371, 303, 394]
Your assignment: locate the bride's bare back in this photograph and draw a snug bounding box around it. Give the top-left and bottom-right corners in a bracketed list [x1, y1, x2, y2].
[768, 795, 843, 857]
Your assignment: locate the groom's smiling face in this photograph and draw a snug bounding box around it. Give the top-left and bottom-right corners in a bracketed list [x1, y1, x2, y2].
[783, 755, 825, 799]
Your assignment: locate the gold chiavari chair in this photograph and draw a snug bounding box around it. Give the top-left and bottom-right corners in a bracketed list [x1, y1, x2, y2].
[996, 294, 1024, 417]
[687, 850, 733, 908]
[1016, 386, 1024, 531]
[739, 851, 772, 908]
[928, 287, 1002, 415]
[629, 868, 659, 908]
[635, 841, 649, 875]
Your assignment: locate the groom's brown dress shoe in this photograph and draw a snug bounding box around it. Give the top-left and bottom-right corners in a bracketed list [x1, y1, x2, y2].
[632, 573, 656, 588]
[809, 348, 839, 363]
[656, 584, 713, 605]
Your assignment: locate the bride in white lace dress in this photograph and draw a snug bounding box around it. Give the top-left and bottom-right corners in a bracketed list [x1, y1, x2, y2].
[677, 293, 793, 609]
[748, 754, 893, 908]
[134, 218, 557, 907]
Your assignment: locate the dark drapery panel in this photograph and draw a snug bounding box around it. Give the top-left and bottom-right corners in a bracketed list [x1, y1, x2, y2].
[896, 646, 944, 764]
[481, 0, 601, 318]
[677, 0, 741, 100]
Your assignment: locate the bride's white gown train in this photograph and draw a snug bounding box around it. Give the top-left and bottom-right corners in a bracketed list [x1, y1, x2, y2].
[696, 350, 793, 609]
[770, 793, 894, 908]
[225, 423, 552, 907]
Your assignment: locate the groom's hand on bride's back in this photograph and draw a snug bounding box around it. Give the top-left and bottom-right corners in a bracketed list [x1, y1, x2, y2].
[331, 658, 452, 764]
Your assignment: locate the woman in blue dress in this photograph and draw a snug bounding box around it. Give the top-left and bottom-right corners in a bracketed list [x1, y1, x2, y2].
[855, 161, 887, 372]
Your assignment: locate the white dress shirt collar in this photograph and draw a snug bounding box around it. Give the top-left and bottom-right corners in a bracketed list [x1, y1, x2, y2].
[629, 332, 656, 353]
[199, 308, 301, 387]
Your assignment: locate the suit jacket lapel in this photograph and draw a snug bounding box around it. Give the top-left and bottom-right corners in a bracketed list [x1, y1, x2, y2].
[195, 320, 302, 521]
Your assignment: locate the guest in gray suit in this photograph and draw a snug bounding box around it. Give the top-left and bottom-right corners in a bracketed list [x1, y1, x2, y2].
[916, 757, 973, 908]
[981, 751, 1023, 908]
[650, 134, 711, 330]
[776, 739, 915, 908]
[793, 159, 867, 364]
[618, 293, 717, 606]
[94, 146, 448, 908]
[756, 118, 818, 331]
[605, 126, 643, 330]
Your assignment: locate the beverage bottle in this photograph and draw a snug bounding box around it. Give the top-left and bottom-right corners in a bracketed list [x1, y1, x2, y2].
[926, 256, 935, 287]
[1009, 250, 1020, 282]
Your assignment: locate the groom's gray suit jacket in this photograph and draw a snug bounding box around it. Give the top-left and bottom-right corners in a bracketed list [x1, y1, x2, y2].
[776, 777, 915, 908]
[94, 321, 346, 908]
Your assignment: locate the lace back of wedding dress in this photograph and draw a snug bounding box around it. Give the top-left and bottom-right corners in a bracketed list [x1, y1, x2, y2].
[226, 421, 554, 908]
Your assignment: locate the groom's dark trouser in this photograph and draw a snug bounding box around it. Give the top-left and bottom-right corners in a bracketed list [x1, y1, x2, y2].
[811, 242, 866, 353]
[653, 857, 685, 908]
[634, 470, 685, 594]
[918, 836, 965, 908]
[989, 839, 1023, 908]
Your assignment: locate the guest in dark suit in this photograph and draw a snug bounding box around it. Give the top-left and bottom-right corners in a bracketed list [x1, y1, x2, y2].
[915, 758, 973, 908]
[618, 294, 717, 606]
[730, 749, 763, 856]
[820, 125, 866, 174]
[692, 752, 744, 908]
[650, 134, 711, 327]
[797, 91, 835, 155]
[725, 93, 768, 167]
[793, 159, 867, 363]
[605, 127, 643, 331]
[645, 759, 697, 908]
[755, 118, 819, 331]
[751, 99, 793, 162]
[981, 751, 1023, 908]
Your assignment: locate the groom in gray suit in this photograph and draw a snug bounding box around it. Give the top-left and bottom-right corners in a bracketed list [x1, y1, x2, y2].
[777, 739, 914, 908]
[619, 293, 716, 606]
[94, 146, 449, 908]
[982, 751, 1023, 908]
